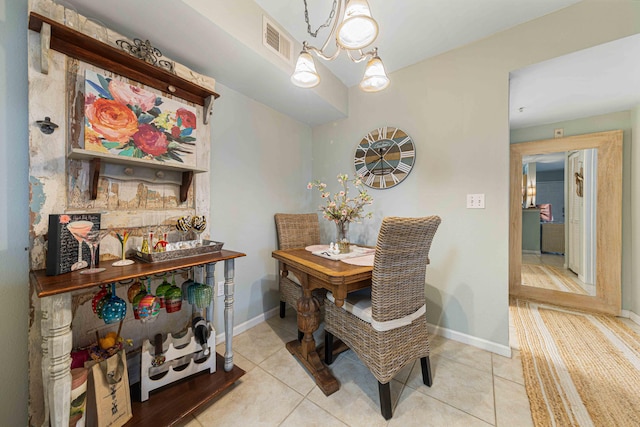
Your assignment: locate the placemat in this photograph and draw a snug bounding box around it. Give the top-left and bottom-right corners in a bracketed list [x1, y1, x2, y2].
[341, 254, 374, 266]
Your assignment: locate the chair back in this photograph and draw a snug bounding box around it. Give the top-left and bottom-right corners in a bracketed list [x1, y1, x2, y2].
[371, 216, 441, 322]
[274, 213, 321, 250]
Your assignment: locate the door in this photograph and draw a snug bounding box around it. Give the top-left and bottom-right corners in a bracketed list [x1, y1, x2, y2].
[567, 151, 583, 277]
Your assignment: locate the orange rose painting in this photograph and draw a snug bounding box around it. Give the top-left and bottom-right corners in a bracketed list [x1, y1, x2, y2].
[84, 70, 196, 165]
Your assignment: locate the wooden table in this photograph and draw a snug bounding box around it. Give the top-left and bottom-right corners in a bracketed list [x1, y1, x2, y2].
[271, 248, 373, 395]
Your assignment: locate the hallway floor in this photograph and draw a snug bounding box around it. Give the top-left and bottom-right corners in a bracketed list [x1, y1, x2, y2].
[522, 253, 594, 295]
[180, 309, 534, 426]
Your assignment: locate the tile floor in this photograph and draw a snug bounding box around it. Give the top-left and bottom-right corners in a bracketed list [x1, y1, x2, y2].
[179, 309, 533, 426]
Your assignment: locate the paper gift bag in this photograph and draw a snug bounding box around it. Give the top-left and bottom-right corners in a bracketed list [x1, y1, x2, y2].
[86, 350, 133, 427]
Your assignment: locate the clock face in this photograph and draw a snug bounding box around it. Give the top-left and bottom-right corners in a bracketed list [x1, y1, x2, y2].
[353, 127, 416, 189]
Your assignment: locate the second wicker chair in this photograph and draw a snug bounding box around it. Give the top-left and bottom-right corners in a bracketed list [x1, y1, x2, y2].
[324, 216, 441, 420]
[274, 213, 325, 320]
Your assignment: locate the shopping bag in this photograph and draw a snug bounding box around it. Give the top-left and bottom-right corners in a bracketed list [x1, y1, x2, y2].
[86, 350, 133, 427]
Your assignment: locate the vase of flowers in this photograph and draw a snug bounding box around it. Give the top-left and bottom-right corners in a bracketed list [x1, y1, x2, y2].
[308, 173, 374, 253]
[335, 220, 350, 253]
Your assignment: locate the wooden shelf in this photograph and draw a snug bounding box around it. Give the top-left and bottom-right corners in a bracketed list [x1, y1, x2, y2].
[126, 352, 245, 427]
[69, 149, 208, 174]
[68, 149, 207, 202]
[28, 12, 220, 106]
[31, 250, 246, 298]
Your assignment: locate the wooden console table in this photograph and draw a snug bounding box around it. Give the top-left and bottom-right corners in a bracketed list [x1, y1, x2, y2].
[30, 250, 245, 427]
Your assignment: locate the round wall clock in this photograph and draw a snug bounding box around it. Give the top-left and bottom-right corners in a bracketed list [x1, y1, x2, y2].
[353, 126, 416, 189]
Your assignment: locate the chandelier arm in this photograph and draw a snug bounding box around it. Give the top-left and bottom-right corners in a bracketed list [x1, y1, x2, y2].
[346, 49, 374, 63]
[307, 44, 343, 62]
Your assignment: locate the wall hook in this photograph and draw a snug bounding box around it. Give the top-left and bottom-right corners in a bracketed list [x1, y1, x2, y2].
[36, 117, 59, 134]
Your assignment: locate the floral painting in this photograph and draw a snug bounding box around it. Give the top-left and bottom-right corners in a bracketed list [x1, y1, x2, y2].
[83, 70, 196, 165]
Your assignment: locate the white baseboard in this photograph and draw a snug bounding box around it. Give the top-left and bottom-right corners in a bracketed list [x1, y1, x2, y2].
[216, 308, 512, 358]
[616, 309, 640, 326]
[428, 323, 512, 358]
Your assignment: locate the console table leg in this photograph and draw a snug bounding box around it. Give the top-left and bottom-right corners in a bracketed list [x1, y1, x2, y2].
[42, 293, 73, 427]
[223, 259, 235, 372]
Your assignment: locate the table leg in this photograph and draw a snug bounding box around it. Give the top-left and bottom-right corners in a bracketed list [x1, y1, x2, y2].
[223, 259, 235, 372]
[41, 293, 73, 427]
[285, 285, 339, 396]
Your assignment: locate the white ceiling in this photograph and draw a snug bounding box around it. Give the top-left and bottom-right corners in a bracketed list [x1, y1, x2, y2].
[510, 33, 640, 129]
[62, 0, 638, 128]
[255, 0, 581, 88]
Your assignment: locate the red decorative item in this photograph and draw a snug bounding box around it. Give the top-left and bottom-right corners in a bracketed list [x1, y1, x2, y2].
[91, 285, 108, 314]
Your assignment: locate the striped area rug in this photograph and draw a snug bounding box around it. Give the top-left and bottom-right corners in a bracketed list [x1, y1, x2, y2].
[511, 299, 640, 426]
[521, 264, 589, 295]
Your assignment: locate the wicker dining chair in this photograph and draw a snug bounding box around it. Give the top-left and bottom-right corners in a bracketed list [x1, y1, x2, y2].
[324, 216, 441, 420]
[274, 213, 326, 321]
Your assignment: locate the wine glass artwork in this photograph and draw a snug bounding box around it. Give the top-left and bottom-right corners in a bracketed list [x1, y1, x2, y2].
[112, 230, 134, 266]
[66, 220, 93, 271]
[191, 216, 207, 245]
[138, 279, 160, 323]
[176, 216, 192, 242]
[68, 226, 110, 274]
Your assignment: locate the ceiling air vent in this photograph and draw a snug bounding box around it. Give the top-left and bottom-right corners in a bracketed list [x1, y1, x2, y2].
[263, 16, 292, 63]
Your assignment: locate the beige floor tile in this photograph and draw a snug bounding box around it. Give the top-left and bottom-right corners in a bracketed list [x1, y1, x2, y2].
[259, 347, 317, 396]
[389, 388, 492, 426]
[193, 366, 303, 426]
[307, 355, 402, 427]
[494, 376, 534, 427]
[267, 308, 327, 345]
[215, 341, 257, 373]
[492, 350, 525, 385]
[265, 308, 298, 334]
[332, 348, 415, 385]
[280, 399, 348, 427]
[429, 335, 493, 373]
[175, 415, 202, 427]
[231, 321, 297, 365]
[407, 355, 495, 424]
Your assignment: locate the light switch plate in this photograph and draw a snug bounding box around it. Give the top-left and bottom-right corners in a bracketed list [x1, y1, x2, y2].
[466, 194, 485, 209]
[217, 281, 224, 297]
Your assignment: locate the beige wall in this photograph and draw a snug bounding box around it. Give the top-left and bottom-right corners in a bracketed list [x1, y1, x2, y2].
[311, 0, 640, 349]
[208, 81, 314, 326]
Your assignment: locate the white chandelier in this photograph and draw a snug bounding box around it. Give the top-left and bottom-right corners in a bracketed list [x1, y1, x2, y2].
[290, 0, 390, 92]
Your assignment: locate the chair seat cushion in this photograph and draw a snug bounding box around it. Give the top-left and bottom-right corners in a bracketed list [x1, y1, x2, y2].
[327, 290, 426, 332]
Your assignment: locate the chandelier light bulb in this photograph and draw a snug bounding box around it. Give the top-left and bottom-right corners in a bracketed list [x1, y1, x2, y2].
[336, 0, 378, 50]
[291, 50, 320, 88]
[359, 54, 389, 92]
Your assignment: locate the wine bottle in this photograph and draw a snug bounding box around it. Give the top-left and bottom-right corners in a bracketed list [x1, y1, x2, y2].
[192, 315, 209, 354]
